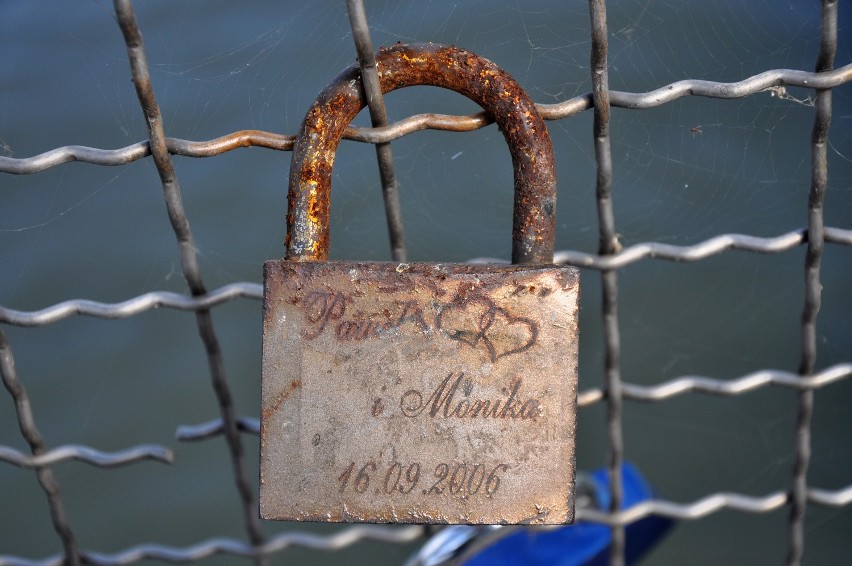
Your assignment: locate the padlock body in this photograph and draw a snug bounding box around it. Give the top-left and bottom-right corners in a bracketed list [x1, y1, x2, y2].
[260, 261, 578, 524]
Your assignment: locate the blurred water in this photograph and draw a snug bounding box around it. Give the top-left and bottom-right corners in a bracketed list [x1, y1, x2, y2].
[0, 1, 850, 564]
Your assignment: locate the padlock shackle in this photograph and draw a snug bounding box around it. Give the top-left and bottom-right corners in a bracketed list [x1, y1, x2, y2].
[287, 43, 556, 264]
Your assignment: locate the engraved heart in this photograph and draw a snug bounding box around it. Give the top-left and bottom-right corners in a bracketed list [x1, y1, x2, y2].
[436, 295, 538, 362]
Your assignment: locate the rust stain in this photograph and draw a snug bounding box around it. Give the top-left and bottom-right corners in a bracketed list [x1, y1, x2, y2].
[284, 43, 556, 265]
[262, 379, 302, 421]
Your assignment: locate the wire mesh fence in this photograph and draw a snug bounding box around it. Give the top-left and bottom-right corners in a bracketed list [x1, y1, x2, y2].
[1, 0, 850, 564]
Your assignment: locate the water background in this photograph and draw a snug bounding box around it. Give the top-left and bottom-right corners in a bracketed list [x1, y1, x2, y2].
[1, 1, 850, 564]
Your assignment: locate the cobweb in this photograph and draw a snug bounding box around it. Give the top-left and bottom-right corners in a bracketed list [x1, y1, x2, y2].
[0, 0, 849, 564]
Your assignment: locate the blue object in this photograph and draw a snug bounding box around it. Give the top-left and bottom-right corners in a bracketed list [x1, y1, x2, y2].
[464, 463, 674, 566]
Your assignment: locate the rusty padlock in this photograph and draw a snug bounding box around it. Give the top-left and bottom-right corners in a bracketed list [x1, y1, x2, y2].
[261, 43, 579, 525]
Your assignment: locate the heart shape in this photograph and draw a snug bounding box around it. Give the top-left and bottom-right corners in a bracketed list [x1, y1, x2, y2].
[436, 295, 538, 362]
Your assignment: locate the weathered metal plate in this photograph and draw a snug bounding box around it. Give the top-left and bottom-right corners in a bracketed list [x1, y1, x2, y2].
[260, 261, 579, 524]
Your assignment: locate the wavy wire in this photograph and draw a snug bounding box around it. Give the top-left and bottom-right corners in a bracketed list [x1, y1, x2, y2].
[2, 486, 851, 565]
[0, 444, 173, 469]
[575, 485, 852, 526]
[0, 525, 426, 566]
[3, 226, 851, 327]
[1, 65, 850, 175]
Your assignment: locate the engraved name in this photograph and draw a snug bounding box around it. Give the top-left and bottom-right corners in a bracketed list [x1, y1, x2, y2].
[399, 372, 542, 420]
[301, 290, 428, 340]
[300, 290, 538, 362]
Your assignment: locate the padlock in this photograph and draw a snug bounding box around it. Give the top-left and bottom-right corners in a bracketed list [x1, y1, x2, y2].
[261, 43, 579, 525]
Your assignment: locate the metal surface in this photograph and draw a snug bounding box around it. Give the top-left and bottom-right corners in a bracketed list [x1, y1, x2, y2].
[261, 262, 578, 524]
[286, 42, 557, 265]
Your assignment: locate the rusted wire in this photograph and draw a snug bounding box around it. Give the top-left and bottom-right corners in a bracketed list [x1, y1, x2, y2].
[2, 65, 849, 176]
[347, 0, 407, 261]
[112, 0, 267, 561]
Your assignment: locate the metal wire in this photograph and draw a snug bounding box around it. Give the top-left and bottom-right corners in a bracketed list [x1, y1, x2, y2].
[588, 1, 625, 563]
[577, 363, 852, 406]
[3, 226, 851, 327]
[576, 485, 852, 526]
[1, 65, 849, 175]
[112, 1, 267, 562]
[1, 0, 850, 564]
[347, 0, 407, 261]
[0, 329, 81, 565]
[0, 444, 173, 469]
[0, 526, 426, 566]
[788, 1, 838, 563]
[0, 283, 263, 326]
[176, 417, 260, 442]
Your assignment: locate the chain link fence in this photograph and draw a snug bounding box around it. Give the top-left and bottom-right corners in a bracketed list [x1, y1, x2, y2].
[1, 0, 850, 564]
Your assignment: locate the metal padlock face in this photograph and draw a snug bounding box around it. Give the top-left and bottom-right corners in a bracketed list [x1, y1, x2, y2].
[262, 262, 578, 524]
[261, 44, 578, 525]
